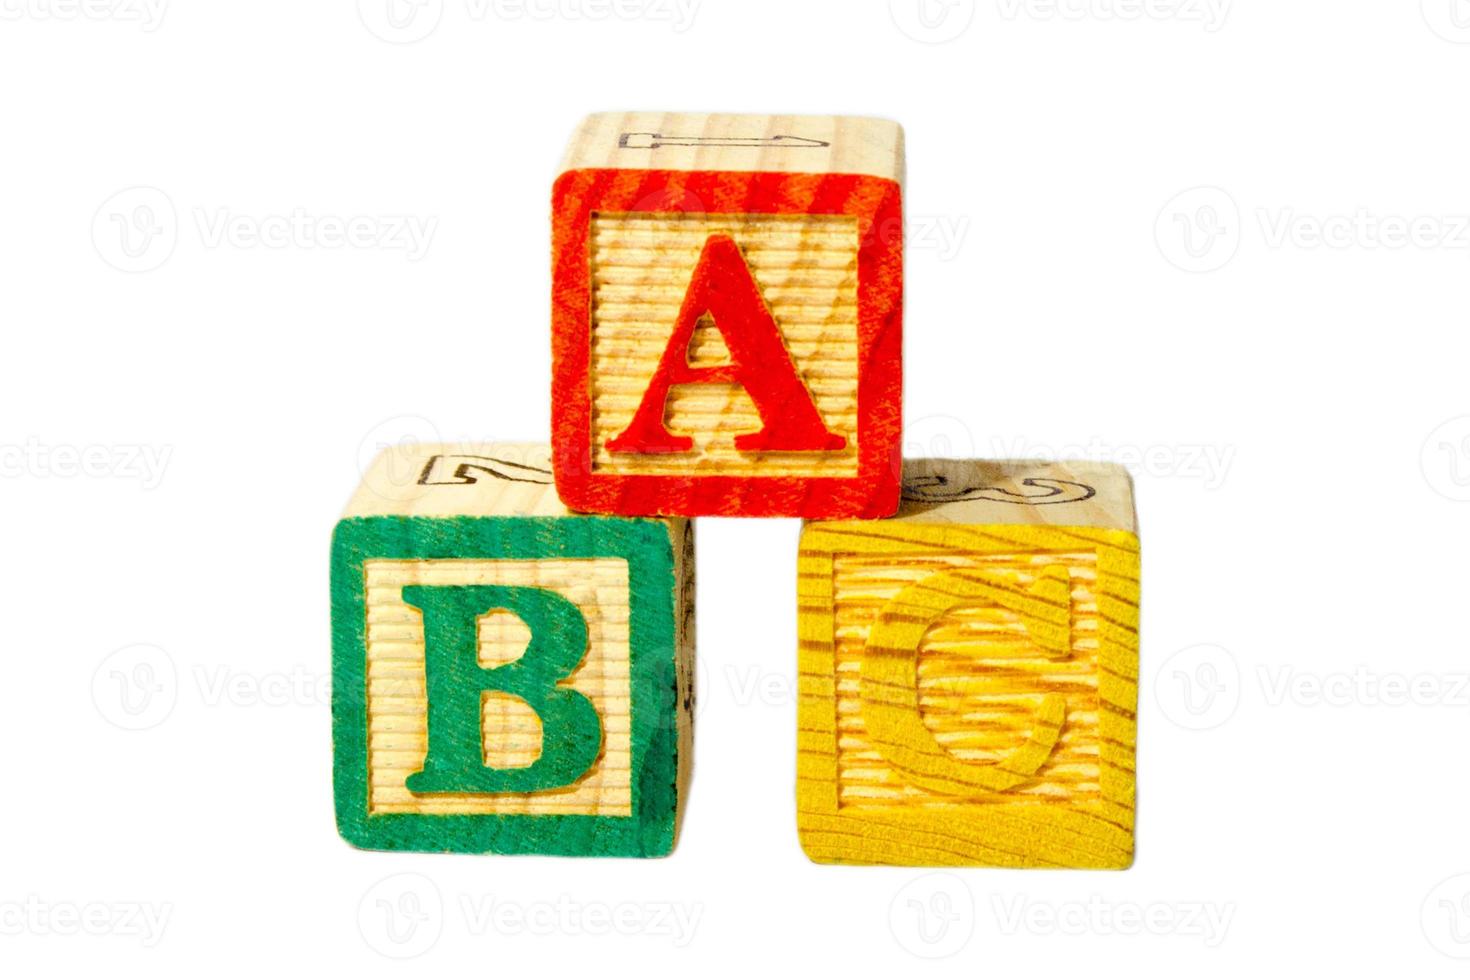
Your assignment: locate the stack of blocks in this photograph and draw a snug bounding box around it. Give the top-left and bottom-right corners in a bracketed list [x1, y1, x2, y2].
[332, 113, 1140, 867]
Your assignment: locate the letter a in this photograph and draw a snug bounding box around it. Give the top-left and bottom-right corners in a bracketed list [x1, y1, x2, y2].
[605, 233, 846, 454]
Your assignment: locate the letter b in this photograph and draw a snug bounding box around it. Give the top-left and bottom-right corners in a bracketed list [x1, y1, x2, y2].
[401, 584, 602, 794]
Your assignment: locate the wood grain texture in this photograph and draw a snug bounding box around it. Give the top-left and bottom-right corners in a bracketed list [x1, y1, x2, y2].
[896, 457, 1137, 532]
[333, 443, 693, 857]
[560, 112, 904, 183]
[364, 558, 633, 817]
[552, 112, 904, 519]
[796, 458, 1139, 868]
[589, 212, 859, 478]
[346, 442, 564, 519]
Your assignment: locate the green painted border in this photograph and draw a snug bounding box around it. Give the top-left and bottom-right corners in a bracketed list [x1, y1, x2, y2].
[331, 515, 679, 857]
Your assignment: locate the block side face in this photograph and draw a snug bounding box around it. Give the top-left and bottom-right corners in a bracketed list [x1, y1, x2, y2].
[625, 518, 683, 857]
[331, 515, 681, 856]
[551, 169, 902, 518]
[795, 520, 1137, 867]
[559, 112, 904, 184]
[796, 530, 840, 828]
[669, 520, 696, 848]
[346, 443, 564, 519]
[897, 458, 1137, 533]
[331, 519, 375, 850]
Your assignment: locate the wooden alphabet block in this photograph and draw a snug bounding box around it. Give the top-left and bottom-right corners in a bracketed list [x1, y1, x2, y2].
[796, 459, 1139, 868]
[332, 443, 694, 857]
[551, 112, 904, 518]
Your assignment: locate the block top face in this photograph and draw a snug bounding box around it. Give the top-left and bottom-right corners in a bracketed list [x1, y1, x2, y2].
[895, 458, 1137, 533]
[558, 112, 905, 186]
[344, 442, 567, 519]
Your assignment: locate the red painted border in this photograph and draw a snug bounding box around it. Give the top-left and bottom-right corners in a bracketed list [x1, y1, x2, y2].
[552, 168, 902, 519]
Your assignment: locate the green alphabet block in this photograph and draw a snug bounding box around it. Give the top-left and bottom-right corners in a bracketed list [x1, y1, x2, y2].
[332, 444, 694, 857]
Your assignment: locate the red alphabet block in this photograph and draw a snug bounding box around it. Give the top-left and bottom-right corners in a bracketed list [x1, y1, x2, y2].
[551, 112, 903, 518]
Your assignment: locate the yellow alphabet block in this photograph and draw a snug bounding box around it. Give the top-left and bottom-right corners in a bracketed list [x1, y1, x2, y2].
[796, 458, 1139, 868]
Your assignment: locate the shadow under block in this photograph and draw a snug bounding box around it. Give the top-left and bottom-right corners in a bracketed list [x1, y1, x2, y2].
[332, 443, 694, 857]
[796, 458, 1139, 868]
[551, 112, 904, 519]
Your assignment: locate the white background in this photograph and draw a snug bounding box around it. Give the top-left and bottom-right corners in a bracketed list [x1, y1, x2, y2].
[2, 0, 1469, 974]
